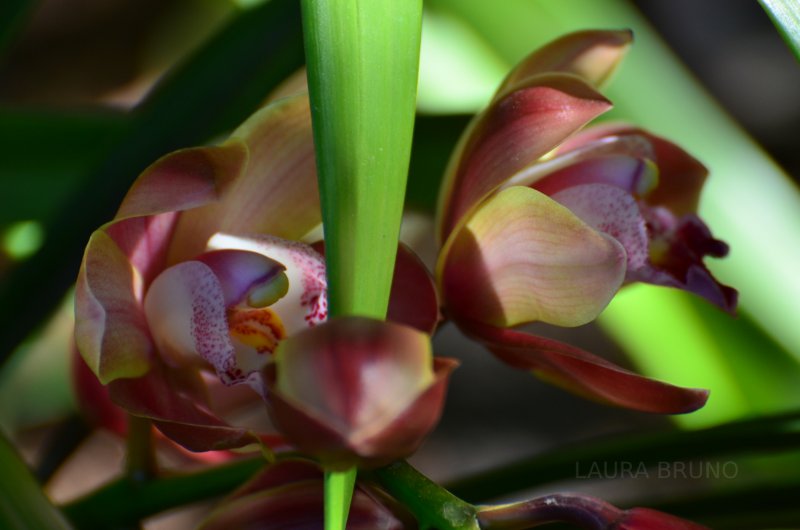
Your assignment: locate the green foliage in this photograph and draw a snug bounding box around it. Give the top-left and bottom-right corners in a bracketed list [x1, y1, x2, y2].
[760, 0, 800, 62]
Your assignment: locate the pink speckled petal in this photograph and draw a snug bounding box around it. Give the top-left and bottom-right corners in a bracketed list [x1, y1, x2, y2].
[439, 186, 626, 328]
[494, 29, 633, 99]
[143, 261, 243, 385]
[437, 75, 611, 241]
[551, 183, 650, 272]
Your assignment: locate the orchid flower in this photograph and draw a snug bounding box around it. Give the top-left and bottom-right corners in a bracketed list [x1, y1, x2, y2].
[436, 30, 737, 414]
[73, 93, 443, 454]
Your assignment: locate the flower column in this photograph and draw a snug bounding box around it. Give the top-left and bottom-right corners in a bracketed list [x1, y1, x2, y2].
[299, 1, 423, 529]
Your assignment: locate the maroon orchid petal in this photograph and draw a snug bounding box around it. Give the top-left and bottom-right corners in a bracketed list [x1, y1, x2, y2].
[108, 360, 262, 452]
[71, 345, 127, 436]
[115, 143, 248, 221]
[558, 124, 708, 216]
[462, 319, 708, 414]
[265, 317, 457, 468]
[75, 229, 154, 383]
[201, 460, 410, 530]
[619, 508, 709, 530]
[495, 29, 633, 98]
[437, 75, 612, 241]
[387, 243, 441, 334]
[477, 493, 707, 530]
[630, 210, 738, 313]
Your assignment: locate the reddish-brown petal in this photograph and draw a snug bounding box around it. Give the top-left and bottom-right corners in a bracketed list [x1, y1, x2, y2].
[439, 186, 626, 328]
[115, 142, 248, 221]
[265, 317, 456, 468]
[619, 508, 709, 530]
[71, 344, 127, 436]
[437, 75, 611, 241]
[477, 494, 707, 530]
[387, 244, 441, 335]
[170, 95, 321, 261]
[494, 29, 633, 99]
[108, 360, 262, 452]
[558, 124, 708, 216]
[463, 319, 708, 414]
[75, 229, 153, 383]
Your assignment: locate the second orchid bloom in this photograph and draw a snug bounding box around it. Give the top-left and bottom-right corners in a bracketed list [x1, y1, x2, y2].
[435, 30, 736, 414]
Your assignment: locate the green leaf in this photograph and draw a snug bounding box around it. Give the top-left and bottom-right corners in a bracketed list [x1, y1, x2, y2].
[300, 2, 423, 527]
[759, 0, 800, 62]
[0, 431, 72, 530]
[0, 0, 34, 55]
[0, 108, 128, 224]
[301, 0, 423, 319]
[447, 409, 800, 502]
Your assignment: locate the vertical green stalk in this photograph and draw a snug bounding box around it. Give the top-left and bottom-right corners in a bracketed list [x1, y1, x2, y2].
[300, 1, 423, 529]
[759, 0, 800, 62]
[0, 431, 73, 530]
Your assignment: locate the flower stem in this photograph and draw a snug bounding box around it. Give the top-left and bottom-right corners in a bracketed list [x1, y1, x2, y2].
[325, 468, 357, 530]
[125, 415, 156, 482]
[373, 461, 479, 530]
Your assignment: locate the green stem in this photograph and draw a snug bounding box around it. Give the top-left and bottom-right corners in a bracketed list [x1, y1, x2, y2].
[373, 461, 479, 530]
[62, 457, 266, 529]
[324, 468, 357, 530]
[0, 431, 72, 530]
[125, 415, 156, 482]
[447, 410, 800, 502]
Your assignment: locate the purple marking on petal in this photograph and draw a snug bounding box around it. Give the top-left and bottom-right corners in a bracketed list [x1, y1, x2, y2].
[196, 249, 286, 306]
[551, 183, 649, 271]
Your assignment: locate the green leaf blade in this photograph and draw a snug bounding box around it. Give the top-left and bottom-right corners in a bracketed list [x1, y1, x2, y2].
[759, 0, 800, 62]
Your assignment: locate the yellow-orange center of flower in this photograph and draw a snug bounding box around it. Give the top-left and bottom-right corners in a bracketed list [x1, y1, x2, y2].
[228, 307, 287, 354]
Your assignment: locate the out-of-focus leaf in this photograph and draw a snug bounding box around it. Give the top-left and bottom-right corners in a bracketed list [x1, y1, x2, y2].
[418, 6, 507, 114]
[0, 431, 72, 530]
[759, 0, 800, 62]
[0, 0, 34, 55]
[0, 109, 129, 223]
[0, 294, 75, 433]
